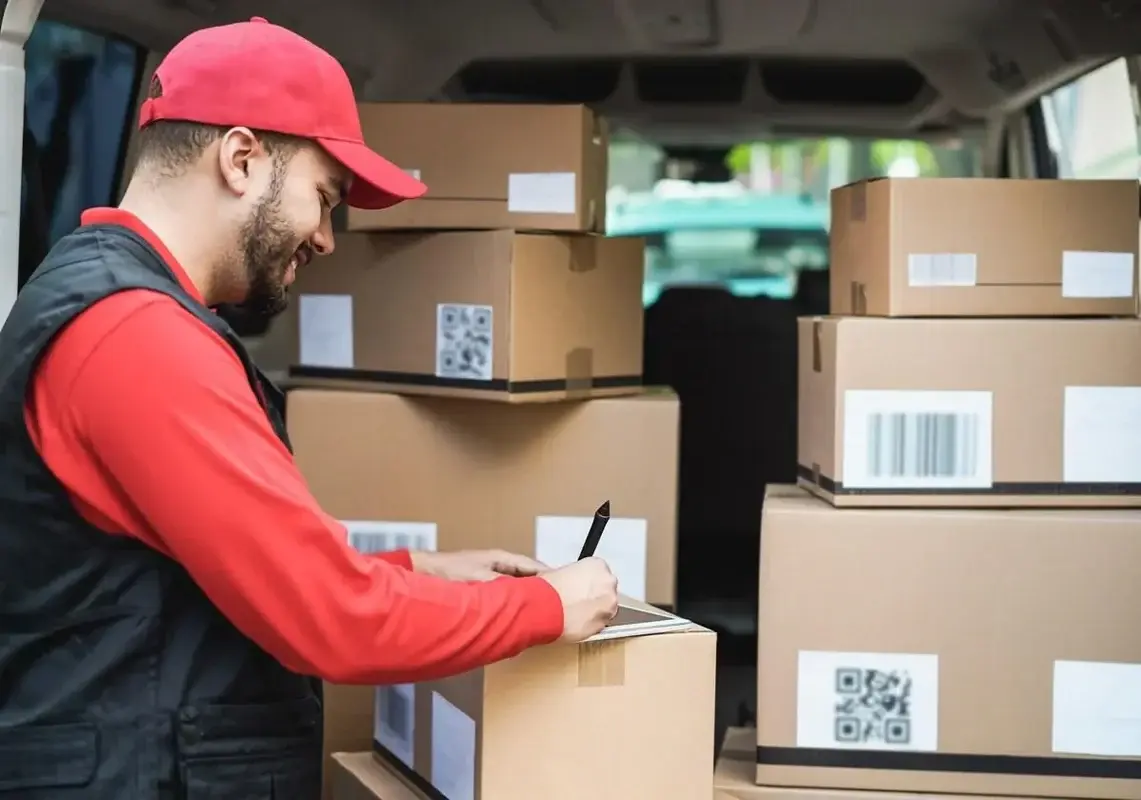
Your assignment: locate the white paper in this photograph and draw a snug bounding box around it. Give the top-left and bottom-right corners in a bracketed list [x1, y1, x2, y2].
[1054, 660, 1141, 757]
[797, 650, 939, 751]
[1061, 251, 1135, 298]
[907, 253, 978, 287]
[534, 515, 648, 601]
[842, 390, 993, 489]
[430, 693, 476, 800]
[374, 684, 415, 767]
[1063, 386, 1141, 483]
[436, 304, 494, 381]
[507, 172, 577, 214]
[585, 604, 692, 642]
[344, 521, 438, 554]
[298, 294, 353, 368]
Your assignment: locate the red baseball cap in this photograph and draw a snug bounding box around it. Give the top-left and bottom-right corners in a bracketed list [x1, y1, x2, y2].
[138, 16, 427, 210]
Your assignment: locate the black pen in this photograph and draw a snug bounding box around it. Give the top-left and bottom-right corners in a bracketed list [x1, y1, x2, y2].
[578, 500, 610, 560]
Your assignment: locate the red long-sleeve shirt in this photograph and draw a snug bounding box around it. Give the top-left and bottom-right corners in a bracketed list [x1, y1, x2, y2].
[23, 207, 563, 684]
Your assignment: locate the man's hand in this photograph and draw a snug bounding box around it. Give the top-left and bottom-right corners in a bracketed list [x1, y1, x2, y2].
[409, 549, 548, 582]
[539, 557, 619, 643]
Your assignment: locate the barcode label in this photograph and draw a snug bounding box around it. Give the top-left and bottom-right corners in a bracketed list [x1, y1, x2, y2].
[866, 412, 979, 479]
[842, 390, 993, 489]
[344, 521, 438, 554]
[907, 253, 977, 287]
[374, 684, 415, 767]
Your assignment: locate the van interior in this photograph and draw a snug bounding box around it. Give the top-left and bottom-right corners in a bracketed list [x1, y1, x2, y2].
[10, 0, 1141, 745]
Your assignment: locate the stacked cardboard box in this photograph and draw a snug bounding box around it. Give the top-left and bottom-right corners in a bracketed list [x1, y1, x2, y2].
[261, 103, 715, 799]
[743, 178, 1141, 800]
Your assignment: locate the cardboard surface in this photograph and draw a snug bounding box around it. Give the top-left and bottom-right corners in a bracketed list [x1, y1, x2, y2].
[373, 603, 717, 800]
[333, 752, 424, 800]
[755, 486, 1141, 799]
[263, 230, 644, 402]
[287, 388, 679, 606]
[717, 728, 1040, 800]
[324, 685, 380, 799]
[348, 103, 608, 233]
[830, 178, 1139, 317]
[797, 315, 1141, 507]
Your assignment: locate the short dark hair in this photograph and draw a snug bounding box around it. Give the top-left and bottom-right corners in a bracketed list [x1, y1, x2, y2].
[133, 74, 301, 177]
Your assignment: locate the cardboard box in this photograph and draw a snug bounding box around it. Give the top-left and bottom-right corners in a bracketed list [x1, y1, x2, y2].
[287, 388, 679, 607]
[755, 485, 1141, 799]
[332, 752, 422, 800]
[830, 178, 1139, 317]
[275, 230, 644, 402]
[372, 600, 716, 800]
[349, 103, 608, 233]
[716, 728, 1036, 800]
[797, 316, 1141, 507]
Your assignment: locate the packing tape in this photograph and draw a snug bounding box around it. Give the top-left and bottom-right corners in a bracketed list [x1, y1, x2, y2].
[849, 281, 867, 315]
[577, 640, 625, 687]
[849, 181, 867, 222]
[565, 347, 594, 399]
[812, 320, 823, 373]
[568, 235, 597, 272]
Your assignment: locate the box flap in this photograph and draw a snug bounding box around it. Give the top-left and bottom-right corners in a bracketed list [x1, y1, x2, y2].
[332, 752, 422, 800]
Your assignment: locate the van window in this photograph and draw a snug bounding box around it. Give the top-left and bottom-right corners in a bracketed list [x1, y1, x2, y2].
[19, 20, 144, 284]
[1037, 58, 1140, 179]
[608, 136, 983, 305]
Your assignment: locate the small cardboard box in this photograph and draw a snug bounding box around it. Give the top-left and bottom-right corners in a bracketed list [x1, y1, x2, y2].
[830, 177, 1139, 317]
[349, 102, 608, 233]
[373, 600, 717, 800]
[269, 230, 644, 402]
[797, 315, 1141, 507]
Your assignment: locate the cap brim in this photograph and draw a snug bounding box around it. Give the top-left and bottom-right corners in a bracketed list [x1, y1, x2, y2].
[318, 138, 428, 210]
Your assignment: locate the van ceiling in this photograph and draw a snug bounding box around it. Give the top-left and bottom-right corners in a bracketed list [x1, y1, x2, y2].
[40, 0, 1141, 141]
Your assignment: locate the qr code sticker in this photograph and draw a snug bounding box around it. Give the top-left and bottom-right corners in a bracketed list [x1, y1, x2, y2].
[436, 304, 493, 381]
[833, 667, 912, 745]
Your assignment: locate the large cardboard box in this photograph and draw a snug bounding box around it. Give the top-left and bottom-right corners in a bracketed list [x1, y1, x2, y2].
[830, 178, 1139, 317]
[798, 316, 1141, 507]
[716, 728, 1034, 800]
[271, 230, 644, 402]
[372, 600, 716, 800]
[755, 485, 1141, 799]
[287, 388, 679, 607]
[348, 103, 608, 233]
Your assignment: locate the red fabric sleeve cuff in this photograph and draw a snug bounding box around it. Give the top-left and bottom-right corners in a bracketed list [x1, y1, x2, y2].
[512, 575, 565, 646]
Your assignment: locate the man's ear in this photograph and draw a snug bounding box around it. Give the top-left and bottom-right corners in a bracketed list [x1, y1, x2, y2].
[217, 127, 260, 196]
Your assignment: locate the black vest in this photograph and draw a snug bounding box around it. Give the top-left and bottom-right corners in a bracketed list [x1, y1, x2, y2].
[0, 224, 323, 799]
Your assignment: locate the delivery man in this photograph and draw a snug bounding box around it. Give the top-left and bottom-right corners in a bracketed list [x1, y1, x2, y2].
[0, 16, 619, 799]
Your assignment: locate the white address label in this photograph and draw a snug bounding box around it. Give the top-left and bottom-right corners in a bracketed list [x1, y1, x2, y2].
[344, 521, 438, 553]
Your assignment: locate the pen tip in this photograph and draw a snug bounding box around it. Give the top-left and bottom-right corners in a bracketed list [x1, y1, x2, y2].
[599, 500, 610, 516]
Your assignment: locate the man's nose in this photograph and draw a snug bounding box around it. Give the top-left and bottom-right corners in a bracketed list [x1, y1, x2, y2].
[311, 219, 335, 256]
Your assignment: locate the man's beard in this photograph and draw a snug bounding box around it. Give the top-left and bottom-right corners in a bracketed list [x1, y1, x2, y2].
[238, 188, 300, 320]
